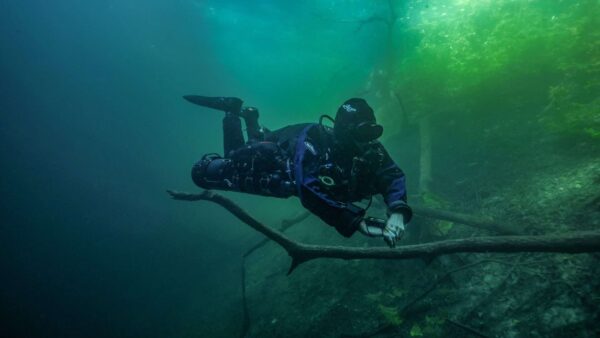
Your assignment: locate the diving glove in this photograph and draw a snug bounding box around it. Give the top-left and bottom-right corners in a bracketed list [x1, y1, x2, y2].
[383, 213, 405, 248]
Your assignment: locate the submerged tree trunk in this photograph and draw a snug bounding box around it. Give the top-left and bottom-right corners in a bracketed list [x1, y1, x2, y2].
[418, 115, 433, 196]
[410, 204, 521, 235]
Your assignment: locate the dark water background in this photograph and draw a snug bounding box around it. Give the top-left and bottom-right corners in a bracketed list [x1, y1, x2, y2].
[0, 1, 383, 336]
[1, 0, 598, 337]
[2, 1, 244, 336]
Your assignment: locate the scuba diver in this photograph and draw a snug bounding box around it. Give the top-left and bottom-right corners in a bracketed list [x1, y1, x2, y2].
[184, 95, 412, 248]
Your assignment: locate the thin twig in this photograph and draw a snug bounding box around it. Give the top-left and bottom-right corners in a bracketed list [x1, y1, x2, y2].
[240, 258, 250, 338]
[244, 211, 310, 258]
[461, 255, 524, 323]
[342, 259, 505, 338]
[401, 259, 495, 314]
[446, 318, 490, 338]
[240, 211, 310, 337]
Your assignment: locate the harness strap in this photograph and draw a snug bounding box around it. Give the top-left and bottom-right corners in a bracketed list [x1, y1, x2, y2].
[294, 124, 315, 199]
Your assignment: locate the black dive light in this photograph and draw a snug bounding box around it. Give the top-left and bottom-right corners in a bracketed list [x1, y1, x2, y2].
[364, 216, 386, 228]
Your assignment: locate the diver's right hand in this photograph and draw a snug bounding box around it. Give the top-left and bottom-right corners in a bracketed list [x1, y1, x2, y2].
[383, 213, 405, 248]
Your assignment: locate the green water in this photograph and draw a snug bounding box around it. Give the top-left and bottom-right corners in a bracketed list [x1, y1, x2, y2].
[1, 0, 598, 337]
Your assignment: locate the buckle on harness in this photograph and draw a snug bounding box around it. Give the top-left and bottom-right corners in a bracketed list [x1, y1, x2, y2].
[319, 175, 336, 187]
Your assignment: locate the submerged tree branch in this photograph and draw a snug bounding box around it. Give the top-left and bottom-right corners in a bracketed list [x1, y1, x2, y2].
[244, 211, 310, 258]
[240, 211, 309, 337]
[168, 190, 600, 274]
[411, 204, 522, 235]
[446, 319, 490, 338]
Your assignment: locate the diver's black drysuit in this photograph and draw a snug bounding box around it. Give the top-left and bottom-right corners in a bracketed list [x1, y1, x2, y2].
[192, 112, 412, 237]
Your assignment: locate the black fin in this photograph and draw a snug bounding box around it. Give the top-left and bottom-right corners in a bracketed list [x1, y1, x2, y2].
[183, 95, 243, 115]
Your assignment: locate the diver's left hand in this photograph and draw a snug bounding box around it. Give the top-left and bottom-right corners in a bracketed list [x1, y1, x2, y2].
[383, 213, 405, 248]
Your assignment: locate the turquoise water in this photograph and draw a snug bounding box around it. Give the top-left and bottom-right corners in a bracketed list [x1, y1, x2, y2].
[1, 1, 598, 337]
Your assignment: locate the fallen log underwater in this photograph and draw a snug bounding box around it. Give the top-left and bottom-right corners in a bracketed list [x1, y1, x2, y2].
[167, 190, 600, 274]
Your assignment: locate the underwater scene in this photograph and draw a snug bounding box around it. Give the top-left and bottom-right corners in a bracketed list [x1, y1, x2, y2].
[1, 0, 599, 337]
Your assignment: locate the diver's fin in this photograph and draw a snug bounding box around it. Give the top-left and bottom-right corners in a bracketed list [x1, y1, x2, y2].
[183, 95, 243, 115]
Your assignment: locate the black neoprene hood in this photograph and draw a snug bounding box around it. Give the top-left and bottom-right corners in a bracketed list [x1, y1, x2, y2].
[334, 98, 383, 143]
